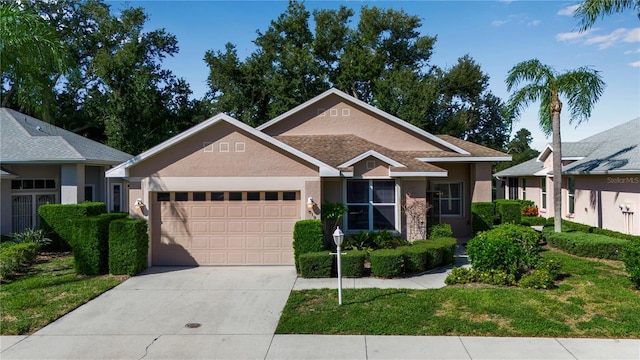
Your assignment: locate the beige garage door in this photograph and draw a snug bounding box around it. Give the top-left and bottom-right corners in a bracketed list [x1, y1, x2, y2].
[152, 191, 300, 266]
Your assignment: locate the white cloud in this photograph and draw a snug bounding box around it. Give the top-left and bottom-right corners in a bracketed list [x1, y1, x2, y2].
[557, 4, 579, 16]
[624, 48, 640, 54]
[556, 29, 595, 41]
[491, 19, 509, 27]
[586, 28, 639, 49]
[630, 61, 640, 67]
[528, 20, 541, 26]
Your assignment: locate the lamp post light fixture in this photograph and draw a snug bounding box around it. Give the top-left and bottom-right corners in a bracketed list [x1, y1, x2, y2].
[332, 226, 344, 305]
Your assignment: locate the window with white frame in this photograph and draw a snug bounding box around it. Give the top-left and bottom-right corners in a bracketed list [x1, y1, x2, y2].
[521, 178, 527, 200]
[345, 179, 396, 231]
[540, 178, 547, 210]
[567, 176, 575, 214]
[508, 178, 519, 200]
[432, 182, 463, 216]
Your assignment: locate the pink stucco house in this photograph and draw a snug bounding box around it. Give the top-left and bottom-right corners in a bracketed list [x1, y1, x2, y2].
[495, 117, 640, 236]
[106, 88, 510, 266]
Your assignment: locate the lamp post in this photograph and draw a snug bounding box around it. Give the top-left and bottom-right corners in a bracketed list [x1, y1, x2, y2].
[332, 226, 344, 305]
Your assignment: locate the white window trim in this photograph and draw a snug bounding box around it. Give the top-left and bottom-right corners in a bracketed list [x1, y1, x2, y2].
[540, 178, 547, 210]
[567, 177, 575, 215]
[110, 183, 123, 212]
[343, 179, 398, 232]
[431, 181, 464, 218]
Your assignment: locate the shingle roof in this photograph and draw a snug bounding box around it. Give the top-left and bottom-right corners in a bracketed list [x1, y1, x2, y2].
[435, 135, 511, 158]
[275, 135, 448, 174]
[0, 108, 132, 164]
[496, 117, 640, 177]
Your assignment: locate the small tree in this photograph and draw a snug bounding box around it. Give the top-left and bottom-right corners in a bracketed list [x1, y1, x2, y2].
[321, 201, 348, 247]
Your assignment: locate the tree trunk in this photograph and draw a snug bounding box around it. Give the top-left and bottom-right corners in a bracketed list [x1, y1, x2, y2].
[552, 99, 563, 232]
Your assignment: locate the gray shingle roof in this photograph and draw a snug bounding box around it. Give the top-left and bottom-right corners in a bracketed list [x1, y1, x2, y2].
[0, 108, 132, 164]
[496, 117, 640, 177]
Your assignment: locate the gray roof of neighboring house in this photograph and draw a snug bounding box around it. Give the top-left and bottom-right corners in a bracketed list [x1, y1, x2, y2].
[0, 108, 132, 164]
[495, 117, 640, 177]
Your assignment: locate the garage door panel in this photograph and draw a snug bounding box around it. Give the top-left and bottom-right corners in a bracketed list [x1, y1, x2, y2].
[153, 193, 299, 266]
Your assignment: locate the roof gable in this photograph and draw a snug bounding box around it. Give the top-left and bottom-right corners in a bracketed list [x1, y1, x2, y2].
[0, 108, 132, 164]
[106, 113, 339, 178]
[258, 88, 470, 155]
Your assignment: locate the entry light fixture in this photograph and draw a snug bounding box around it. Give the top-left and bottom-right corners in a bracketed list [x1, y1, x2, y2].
[307, 197, 316, 211]
[134, 198, 145, 209]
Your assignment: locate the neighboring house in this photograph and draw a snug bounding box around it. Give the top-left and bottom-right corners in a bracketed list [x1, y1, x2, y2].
[106, 88, 510, 266]
[495, 117, 640, 235]
[0, 108, 133, 235]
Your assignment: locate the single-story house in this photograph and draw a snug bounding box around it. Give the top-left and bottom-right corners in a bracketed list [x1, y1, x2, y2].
[495, 117, 640, 235]
[106, 88, 510, 266]
[0, 108, 133, 235]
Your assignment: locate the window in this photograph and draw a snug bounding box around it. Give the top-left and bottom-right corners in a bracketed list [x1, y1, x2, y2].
[432, 182, 463, 216]
[283, 192, 297, 201]
[508, 178, 519, 200]
[521, 178, 527, 200]
[247, 192, 260, 201]
[210, 192, 224, 201]
[85, 185, 94, 202]
[193, 192, 206, 201]
[112, 184, 122, 211]
[346, 179, 396, 231]
[228, 192, 242, 201]
[541, 178, 547, 210]
[175, 192, 188, 201]
[568, 177, 575, 214]
[265, 192, 279, 201]
[157, 192, 170, 201]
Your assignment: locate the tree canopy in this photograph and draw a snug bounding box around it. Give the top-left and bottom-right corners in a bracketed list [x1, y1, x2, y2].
[205, 1, 512, 150]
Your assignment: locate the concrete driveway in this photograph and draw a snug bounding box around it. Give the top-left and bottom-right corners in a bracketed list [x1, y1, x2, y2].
[1, 266, 298, 359]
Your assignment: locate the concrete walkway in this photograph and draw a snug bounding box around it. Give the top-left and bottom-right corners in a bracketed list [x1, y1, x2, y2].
[1, 257, 639, 360]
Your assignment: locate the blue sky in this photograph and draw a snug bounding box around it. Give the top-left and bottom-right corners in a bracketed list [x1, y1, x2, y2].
[108, 0, 640, 151]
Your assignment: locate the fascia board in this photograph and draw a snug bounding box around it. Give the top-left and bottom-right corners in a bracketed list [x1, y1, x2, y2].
[338, 150, 406, 168]
[416, 156, 512, 162]
[258, 88, 470, 155]
[389, 171, 448, 177]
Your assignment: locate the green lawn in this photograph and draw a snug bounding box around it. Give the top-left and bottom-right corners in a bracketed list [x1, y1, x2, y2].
[276, 249, 640, 338]
[0, 254, 125, 335]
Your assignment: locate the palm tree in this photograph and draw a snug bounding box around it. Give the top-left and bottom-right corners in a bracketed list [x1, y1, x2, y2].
[506, 59, 605, 232]
[574, 0, 640, 31]
[0, 3, 69, 119]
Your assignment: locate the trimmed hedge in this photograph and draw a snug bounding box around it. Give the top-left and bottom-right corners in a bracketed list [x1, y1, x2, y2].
[370, 249, 404, 278]
[0, 242, 38, 279]
[429, 223, 453, 239]
[71, 213, 128, 275]
[520, 216, 548, 226]
[471, 202, 494, 234]
[542, 228, 628, 260]
[623, 239, 640, 288]
[341, 250, 366, 278]
[292, 220, 324, 273]
[467, 224, 540, 276]
[495, 200, 522, 225]
[108, 218, 148, 275]
[39, 202, 107, 250]
[402, 245, 430, 273]
[299, 251, 333, 278]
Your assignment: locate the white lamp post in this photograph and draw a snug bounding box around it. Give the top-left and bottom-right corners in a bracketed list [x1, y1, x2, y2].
[332, 226, 344, 305]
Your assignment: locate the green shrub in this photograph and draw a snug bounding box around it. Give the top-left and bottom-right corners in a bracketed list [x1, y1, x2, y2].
[370, 249, 404, 278]
[467, 224, 540, 276]
[299, 251, 333, 278]
[341, 250, 366, 277]
[534, 258, 562, 279]
[0, 243, 38, 279]
[344, 231, 375, 251]
[591, 227, 640, 242]
[476, 269, 516, 286]
[411, 237, 457, 269]
[518, 269, 555, 289]
[292, 220, 324, 272]
[445, 267, 476, 285]
[38, 202, 107, 250]
[372, 229, 408, 249]
[108, 218, 148, 275]
[429, 223, 453, 238]
[71, 213, 128, 275]
[471, 202, 494, 234]
[494, 200, 522, 225]
[401, 245, 430, 273]
[519, 217, 548, 226]
[543, 228, 628, 260]
[623, 239, 640, 288]
[10, 228, 52, 248]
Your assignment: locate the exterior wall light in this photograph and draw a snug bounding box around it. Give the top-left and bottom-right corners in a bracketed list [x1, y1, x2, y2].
[134, 198, 145, 209]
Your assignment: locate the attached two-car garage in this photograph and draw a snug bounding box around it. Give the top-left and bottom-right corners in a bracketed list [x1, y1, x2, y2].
[151, 191, 300, 266]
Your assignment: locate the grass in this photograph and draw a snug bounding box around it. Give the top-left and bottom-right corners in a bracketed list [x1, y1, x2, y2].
[0, 253, 125, 335]
[276, 248, 640, 338]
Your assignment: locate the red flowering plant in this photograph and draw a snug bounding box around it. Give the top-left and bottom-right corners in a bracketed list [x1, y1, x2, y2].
[522, 206, 539, 217]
